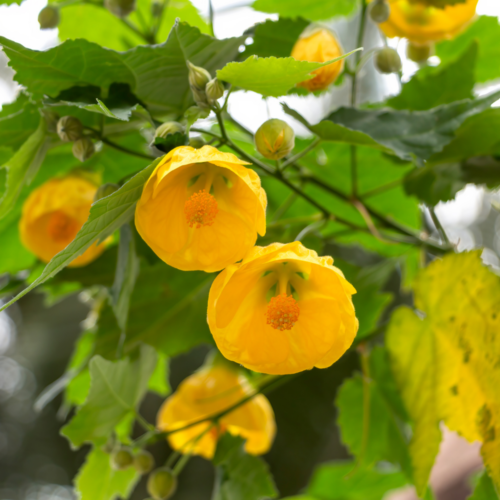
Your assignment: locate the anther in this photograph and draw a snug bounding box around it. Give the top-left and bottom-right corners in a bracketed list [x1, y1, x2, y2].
[266, 294, 300, 331]
[184, 190, 218, 228]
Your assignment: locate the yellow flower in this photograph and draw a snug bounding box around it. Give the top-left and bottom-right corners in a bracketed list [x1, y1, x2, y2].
[379, 0, 478, 45]
[156, 361, 276, 459]
[291, 27, 344, 92]
[208, 242, 359, 375]
[19, 175, 105, 267]
[135, 145, 267, 273]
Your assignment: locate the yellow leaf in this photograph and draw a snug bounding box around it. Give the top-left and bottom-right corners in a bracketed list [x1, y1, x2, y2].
[387, 251, 500, 496]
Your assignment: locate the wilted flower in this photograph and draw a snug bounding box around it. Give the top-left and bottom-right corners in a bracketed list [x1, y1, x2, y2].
[208, 242, 358, 375]
[135, 145, 267, 272]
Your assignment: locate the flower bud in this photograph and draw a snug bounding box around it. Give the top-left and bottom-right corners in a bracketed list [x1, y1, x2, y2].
[154, 122, 185, 140]
[191, 87, 209, 109]
[110, 448, 134, 470]
[206, 78, 224, 106]
[407, 42, 432, 63]
[72, 137, 95, 162]
[104, 0, 136, 18]
[42, 110, 60, 133]
[375, 47, 402, 74]
[189, 136, 206, 149]
[94, 183, 119, 203]
[255, 119, 295, 160]
[370, 0, 390, 23]
[57, 116, 83, 142]
[187, 61, 211, 91]
[134, 450, 155, 475]
[151, 0, 162, 16]
[38, 6, 60, 29]
[147, 467, 177, 500]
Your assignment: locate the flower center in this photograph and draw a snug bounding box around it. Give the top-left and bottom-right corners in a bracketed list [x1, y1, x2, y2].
[47, 210, 80, 242]
[184, 190, 218, 228]
[266, 293, 300, 331]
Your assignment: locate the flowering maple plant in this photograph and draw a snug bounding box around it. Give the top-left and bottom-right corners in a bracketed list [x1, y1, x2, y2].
[1, 0, 500, 498]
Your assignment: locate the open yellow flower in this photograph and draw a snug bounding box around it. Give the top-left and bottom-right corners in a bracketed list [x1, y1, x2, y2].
[156, 360, 276, 459]
[379, 0, 478, 45]
[20, 175, 105, 267]
[291, 27, 344, 92]
[135, 145, 267, 273]
[208, 242, 358, 375]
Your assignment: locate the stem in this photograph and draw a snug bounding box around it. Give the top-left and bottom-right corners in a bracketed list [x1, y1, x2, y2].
[208, 0, 215, 37]
[190, 127, 223, 140]
[358, 343, 371, 467]
[101, 137, 155, 160]
[351, 0, 368, 107]
[428, 206, 450, 245]
[120, 18, 155, 45]
[361, 178, 402, 199]
[135, 411, 156, 432]
[281, 138, 321, 170]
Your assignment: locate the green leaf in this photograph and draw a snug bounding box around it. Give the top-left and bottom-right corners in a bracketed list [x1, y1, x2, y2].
[213, 434, 278, 500]
[313, 90, 500, 161]
[61, 344, 157, 447]
[75, 446, 139, 500]
[468, 471, 500, 500]
[388, 42, 477, 111]
[111, 224, 140, 332]
[0, 117, 49, 220]
[94, 261, 214, 359]
[148, 352, 170, 397]
[0, 157, 161, 313]
[218, 52, 359, 97]
[0, 95, 40, 149]
[416, 0, 466, 6]
[252, 0, 359, 21]
[242, 17, 309, 58]
[436, 16, 500, 83]
[306, 461, 407, 500]
[386, 251, 500, 495]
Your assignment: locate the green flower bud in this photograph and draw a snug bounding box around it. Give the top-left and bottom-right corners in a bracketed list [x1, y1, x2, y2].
[110, 449, 134, 470]
[104, 0, 136, 18]
[369, 0, 390, 23]
[375, 47, 402, 74]
[147, 467, 177, 500]
[407, 42, 432, 63]
[189, 136, 206, 149]
[206, 78, 225, 105]
[254, 119, 295, 160]
[72, 137, 95, 162]
[94, 183, 119, 203]
[57, 116, 83, 142]
[191, 87, 209, 109]
[41, 110, 60, 133]
[187, 61, 211, 91]
[38, 6, 60, 29]
[155, 122, 185, 140]
[134, 450, 155, 475]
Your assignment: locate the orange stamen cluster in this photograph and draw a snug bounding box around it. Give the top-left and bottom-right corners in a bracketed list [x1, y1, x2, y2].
[47, 210, 80, 242]
[184, 190, 219, 229]
[266, 293, 300, 331]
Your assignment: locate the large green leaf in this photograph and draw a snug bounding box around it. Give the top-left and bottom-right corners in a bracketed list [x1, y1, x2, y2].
[468, 471, 500, 500]
[388, 42, 477, 111]
[218, 51, 358, 97]
[252, 0, 359, 21]
[0, 157, 160, 313]
[75, 446, 139, 500]
[0, 95, 40, 149]
[213, 434, 278, 500]
[436, 16, 500, 83]
[0, 22, 244, 116]
[94, 261, 213, 359]
[61, 344, 156, 447]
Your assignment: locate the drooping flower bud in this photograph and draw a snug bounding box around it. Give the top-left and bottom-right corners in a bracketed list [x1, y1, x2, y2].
[407, 42, 432, 63]
[147, 467, 177, 500]
[72, 137, 95, 162]
[153, 122, 187, 153]
[370, 0, 390, 23]
[375, 47, 402, 74]
[154, 122, 185, 139]
[189, 136, 206, 149]
[41, 109, 60, 133]
[57, 116, 83, 142]
[187, 61, 212, 91]
[104, 0, 136, 18]
[254, 119, 295, 160]
[110, 448, 134, 470]
[94, 183, 119, 203]
[38, 6, 60, 29]
[134, 450, 155, 475]
[206, 78, 225, 106]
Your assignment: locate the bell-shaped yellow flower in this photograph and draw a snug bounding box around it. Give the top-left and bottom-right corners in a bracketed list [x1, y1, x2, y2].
[291, 27, 344, 92]
[208, 242, 358, 375]
[379, 0, 478, 45]
[19, 175, 105, 267]
[135, 145, 267, 273]
[156, 360, 276, 459]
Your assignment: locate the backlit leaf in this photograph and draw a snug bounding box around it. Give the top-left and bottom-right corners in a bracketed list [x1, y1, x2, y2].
[252, 0, 359, 21]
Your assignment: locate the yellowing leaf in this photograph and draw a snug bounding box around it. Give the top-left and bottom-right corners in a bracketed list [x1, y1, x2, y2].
[386, 251, 500, 496]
